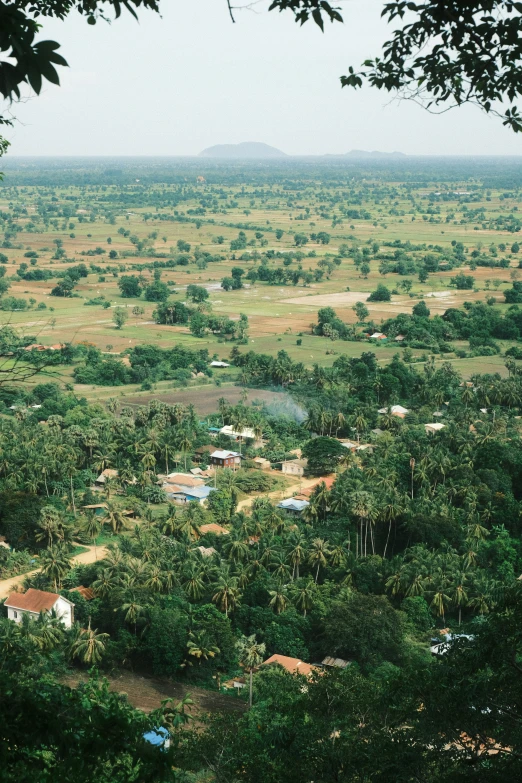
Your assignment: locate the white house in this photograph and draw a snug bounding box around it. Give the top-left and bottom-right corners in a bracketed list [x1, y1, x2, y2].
[425, 422, 445, 435]
[219, 425, 263, 449]
[5, 588, 74, 628]
[281, 458, 308, 477]
[210, 360, 230, 368]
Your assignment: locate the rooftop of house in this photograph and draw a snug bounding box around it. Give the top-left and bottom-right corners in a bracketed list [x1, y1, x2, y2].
[262, 653, 317, 677]
[220, 425, 258, 440]
[5, 588, 73, 613]
[378, 404, 409, 416]
[210, 449, 241, 460]
[210, 360, 230, 367]
[161, 473, 206, 487]
[281, 458, 308, 467]
[95, 468, 119, 483]
[70, 585, 95, 600]
[277, 498, 310, 512]
[425, 422, 446, 431]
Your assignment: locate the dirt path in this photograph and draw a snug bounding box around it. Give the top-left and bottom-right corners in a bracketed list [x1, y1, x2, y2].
[0, 544, 108, 599]
[236, 476, 322, 511]
[63, 670, 246, 715]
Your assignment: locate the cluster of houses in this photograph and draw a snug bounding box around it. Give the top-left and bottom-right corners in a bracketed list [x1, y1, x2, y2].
[229, 652, 350, 691]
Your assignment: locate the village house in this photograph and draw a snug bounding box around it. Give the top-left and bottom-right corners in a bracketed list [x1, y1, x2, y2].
[193, 444, 215, 463]
[281, 458, 308, 477]
[164, 482, 217, 506]
[425, 422, 446, 435]
[70, 586, 95, 600]
[261, 653, 319, 677]
[219, 425, 264, 449]
[94, 468, 119, 487]
[210, 449, 241, 469]
[5, 589, 74, 628]
[378, 404, 410, 418]
[210, 360, 230, 368]
[252, 457, 271, 471]
[277, 498, 310, 513]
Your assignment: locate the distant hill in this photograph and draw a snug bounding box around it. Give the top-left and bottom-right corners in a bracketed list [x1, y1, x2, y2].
[342, 150, 407, 159]
[199, 142, 287, 159]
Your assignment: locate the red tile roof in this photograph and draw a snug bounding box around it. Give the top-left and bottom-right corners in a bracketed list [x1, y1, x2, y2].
[261, 653, 318, 677]
[70, 586, 95, 600]
[5, 588, 60, 613]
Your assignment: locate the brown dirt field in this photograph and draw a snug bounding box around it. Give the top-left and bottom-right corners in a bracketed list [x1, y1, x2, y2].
[63, 670, 246, 715]
[122, 386, 289, 415]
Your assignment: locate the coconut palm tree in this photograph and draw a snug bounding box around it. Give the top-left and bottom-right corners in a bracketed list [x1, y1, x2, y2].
[186, 630, 220, 664]
[290, 581, 316, 617]
[182, 565, 206, 601]
[40, 545, 72, 591]
[287, 533, 307, 580]
[35, 506, 62, 548]
[69, 620, 109, 664]
[82, 512, 102, 560]
[103, 502, 128, 535]
[236, 634, 266, 708]
[212, 570, 241, 617]
[268, 584, 289, 614]
[308, 538, 331, 583]
[119, 595, 148, 635]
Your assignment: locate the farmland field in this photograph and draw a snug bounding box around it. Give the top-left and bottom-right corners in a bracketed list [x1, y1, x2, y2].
[1, 155, 522, 398]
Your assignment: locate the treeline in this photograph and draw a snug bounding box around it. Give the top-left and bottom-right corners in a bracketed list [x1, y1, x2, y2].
[73, 344, 212, 386]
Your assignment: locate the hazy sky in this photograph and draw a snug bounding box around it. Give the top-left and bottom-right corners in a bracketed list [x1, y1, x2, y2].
[5, 0, 522, 157]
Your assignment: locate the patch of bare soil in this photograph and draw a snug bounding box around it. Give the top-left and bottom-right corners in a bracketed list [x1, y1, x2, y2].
[123, 386, 287, 415]
[63, 670, 246, 715]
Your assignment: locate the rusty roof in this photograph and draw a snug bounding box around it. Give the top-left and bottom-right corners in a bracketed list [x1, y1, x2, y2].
[5, 588, 63, 613]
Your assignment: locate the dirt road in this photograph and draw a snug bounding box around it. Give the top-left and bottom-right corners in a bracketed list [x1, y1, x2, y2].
[0, 544, 107, 599]
[236, 476, 323, 511]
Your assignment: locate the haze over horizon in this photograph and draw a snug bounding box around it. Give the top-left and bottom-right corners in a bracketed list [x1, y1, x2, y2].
[4, 0, 522, 158]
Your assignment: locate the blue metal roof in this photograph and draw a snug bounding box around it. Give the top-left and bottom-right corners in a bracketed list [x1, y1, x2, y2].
[143, 727, 170, 747]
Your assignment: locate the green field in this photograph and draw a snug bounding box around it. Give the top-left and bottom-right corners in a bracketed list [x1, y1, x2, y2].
[1, 156, 522, 395]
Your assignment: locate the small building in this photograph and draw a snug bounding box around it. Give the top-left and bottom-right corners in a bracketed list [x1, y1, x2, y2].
[193, 444, 215, 463]
[161, 472, 206, 488]
[378, 404, 410, 418]
[395, 334, 406, 342]
[253, 457, 271, 471]
[164, 483, 217, 505]
[70, 585, 95, 601]
[281, 458, 308, 477]
[220, 425, 263, 449]
[5, 589, 74, 628]
[0, 535, 10, 550]
[338, 440, 358, 451]
[425, 422, 445, 435]
[277, 498, 310, 513]
[210, 360, 230, 368]
[369, 332, 387, 341]
[210, 449, 241, 469]
[197, 545, 217, 558]
[261, 653, 318, 677]
[321, 656, 351, 669]
[95, 468, 119, 487]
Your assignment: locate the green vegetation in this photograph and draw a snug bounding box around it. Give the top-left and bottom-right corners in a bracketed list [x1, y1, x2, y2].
[3, 157, 522, 780]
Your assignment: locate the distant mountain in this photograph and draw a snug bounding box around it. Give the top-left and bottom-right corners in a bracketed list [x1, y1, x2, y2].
[199, 142, 287, 159]
[342, 150, 407, 158]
